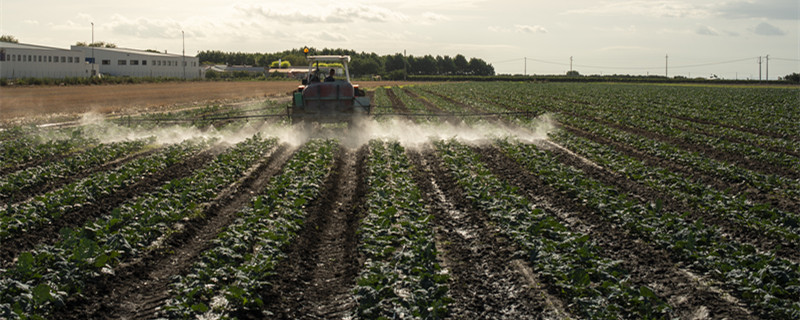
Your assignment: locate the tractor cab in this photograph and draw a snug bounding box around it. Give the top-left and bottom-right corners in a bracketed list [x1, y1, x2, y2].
[289, 55, 371, 127]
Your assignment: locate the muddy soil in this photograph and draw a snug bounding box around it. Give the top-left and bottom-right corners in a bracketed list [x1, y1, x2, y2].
[51, 144, 292, 319]
[258, 145, 366, 319]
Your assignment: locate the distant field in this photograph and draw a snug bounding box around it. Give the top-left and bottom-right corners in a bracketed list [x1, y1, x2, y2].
[0, 80, 420, 123]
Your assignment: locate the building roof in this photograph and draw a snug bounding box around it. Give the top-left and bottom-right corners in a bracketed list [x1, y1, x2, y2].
[70, 45, 191, 58]
[0, 42, 74, 52]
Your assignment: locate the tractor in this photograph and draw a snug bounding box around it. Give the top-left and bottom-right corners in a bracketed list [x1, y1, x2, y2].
[288, 55, 371, 129]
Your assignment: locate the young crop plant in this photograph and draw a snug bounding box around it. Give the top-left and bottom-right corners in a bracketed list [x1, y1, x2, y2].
[434, 139, 673, 319]
[0, 128, 95, 171]
[353, 140, 450, 319]
[0, 135, 276, 319]
[497, 139, 800, 319]
[163, 139, 337, 319]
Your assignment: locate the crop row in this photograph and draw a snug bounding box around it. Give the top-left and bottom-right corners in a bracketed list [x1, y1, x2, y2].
[560, 114, 800, 208]
[497, 140, 800, 318]
[0, 138, 153, 203]
[434, 139, 671, 319]
[0, 134, 276, 319]
[549, 97, 800, 176]
[164, 139, 336, 319]
[0, 138, 208, 244]
[354, 140, 449, 319]
[550, 130, 800, 247]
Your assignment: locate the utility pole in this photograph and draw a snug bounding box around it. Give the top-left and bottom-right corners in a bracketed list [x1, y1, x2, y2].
[766, 54, 769, 81]
[758, 56, 762, 81]
[570, 56, 573, 72]
[91, 22, 95, 76]
[524, 57, 527, 76]
[665, 54, 668, 78]
[182, 30, 186, 80]
[403, 49, 407, 81]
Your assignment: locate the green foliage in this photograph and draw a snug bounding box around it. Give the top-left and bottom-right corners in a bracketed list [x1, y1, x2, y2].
[782, 72, 800, 83]
[0, 34, 19, 43]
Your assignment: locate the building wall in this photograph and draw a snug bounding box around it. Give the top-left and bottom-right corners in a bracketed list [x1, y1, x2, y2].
[0, 46, 90, 79]
[71, 46, 202, 79]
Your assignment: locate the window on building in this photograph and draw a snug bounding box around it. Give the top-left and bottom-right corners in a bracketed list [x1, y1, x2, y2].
[142, 60, 147, 65]
[53, 56, 57, 62]
[118, 60, 127, 65]
[61, 56, 66, 63]
[48, 56, 51, 62]
[131, 60, 139, 65]
[68, 57, 73, 63]
[38, 56, 42, 62]
[102, 60, 111, 65]
[27, 55, 32, 62]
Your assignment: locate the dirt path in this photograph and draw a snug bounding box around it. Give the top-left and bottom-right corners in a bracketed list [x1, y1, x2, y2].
[51, 144, 293, 319]
[408, 148, 569, 319]
[260, 145, 366, 319]
[475, 144, 758, 319]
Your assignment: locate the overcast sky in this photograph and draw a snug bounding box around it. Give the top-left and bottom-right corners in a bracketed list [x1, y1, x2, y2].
[1, 0, 798, 79]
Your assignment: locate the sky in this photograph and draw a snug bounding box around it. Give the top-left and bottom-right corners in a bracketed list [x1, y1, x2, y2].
[1, 0, 798, 79]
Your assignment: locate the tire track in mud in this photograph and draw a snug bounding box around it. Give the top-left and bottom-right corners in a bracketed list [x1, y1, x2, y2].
[0, 148, 218, 268]
[52, 144, 293, 320]
[562, 123, 800, 222]
[475, 144, 758, 320]
[259, 145, 366, 319]
[538, 139, 800, 262]
[0, 147, 161, 205]
[385, 87, 411, 114]
[408, 148, 570, 320]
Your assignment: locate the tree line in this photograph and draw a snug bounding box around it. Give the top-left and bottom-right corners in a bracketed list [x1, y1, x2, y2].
[197, 48, 495, 78]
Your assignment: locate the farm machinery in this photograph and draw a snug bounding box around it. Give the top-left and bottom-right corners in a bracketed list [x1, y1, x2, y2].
[288, 55, 371, 129]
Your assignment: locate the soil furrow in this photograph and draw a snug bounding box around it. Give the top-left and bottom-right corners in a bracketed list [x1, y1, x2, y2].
[259, 145, 366, 319]
[384, 88, 411, 114]
[475, 144, 758, 320]
[1, 147, 161, 205]
[52, 143, 292, 319]
[0, 148, 218, 268]
[408, 147, 569, 319]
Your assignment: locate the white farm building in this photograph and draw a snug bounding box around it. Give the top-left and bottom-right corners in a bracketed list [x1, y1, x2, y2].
[0, 42, 90, 79]
[70, 46, 202, 79]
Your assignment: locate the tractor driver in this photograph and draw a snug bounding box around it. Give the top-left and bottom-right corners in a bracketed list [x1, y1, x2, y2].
[324, 68, 336, 82]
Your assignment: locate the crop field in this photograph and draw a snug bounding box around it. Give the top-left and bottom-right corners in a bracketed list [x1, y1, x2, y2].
[0, 81, 798, 319]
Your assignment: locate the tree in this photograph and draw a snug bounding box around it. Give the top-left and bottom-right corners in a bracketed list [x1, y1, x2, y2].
[75, 41, 117, 48]
[437, 55, 456, 75]
[0, 35, 19, 43]
[781, 72, 800, 83]
[566, 70, 580, 76]
[453, 54, 469, 74]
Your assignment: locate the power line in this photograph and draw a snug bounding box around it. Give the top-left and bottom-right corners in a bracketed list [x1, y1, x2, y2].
[497, 56, 768, 71]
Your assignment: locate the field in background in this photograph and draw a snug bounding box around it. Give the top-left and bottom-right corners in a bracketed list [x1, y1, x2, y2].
[0, 82, 798, 319]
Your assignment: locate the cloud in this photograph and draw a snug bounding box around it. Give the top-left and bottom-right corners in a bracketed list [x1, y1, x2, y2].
[489, 25, 547, 34]
[23, 20, 40, 25]
[108, 14, 184, 39]
[422, 12, 450, 22]
[516, 25, 547, 34]
[752, 22, 785, 36]
[241, 4, 407, 24]
[695, 26, 719, 36]
[566, 1, 709, 19]
[717, 0, 798, 20]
